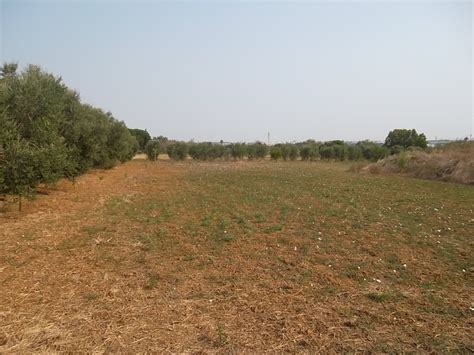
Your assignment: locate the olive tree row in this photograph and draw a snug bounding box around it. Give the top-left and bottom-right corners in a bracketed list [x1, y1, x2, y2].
[145, 141, 269, 161]
[0, 63, 138, 209]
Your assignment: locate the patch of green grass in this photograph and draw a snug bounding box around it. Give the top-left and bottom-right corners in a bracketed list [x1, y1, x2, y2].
[57, 235, 92, 251]
[2, 255, 26, 268]
[254, 212, 267, 223]
[82, 225, 107, 235]
[184, 222, 199, 237]
[341, 264, 362, 280]
[266, 224, 283, 233]
[294, 268, 312, 284]
[201, 214, 213, 226]
[135, 229, 168, 252]
[214, 324, 228, 347]
[366, 292, 392, 303]
[280, 204, 290, 222]
[183, 254, 198, 261]
[218, 218, 230, 230]
[318, 286, 337, 297]
[144, 272, 159, 290]
[83, 292, 98, 301]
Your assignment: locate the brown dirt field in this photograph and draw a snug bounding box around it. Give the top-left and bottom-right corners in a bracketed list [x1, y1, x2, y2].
[0, 160, 473, 352]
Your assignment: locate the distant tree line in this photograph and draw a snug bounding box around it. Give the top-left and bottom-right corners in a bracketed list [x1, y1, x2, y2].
[0, 63, 139, 209]
[144, 129, 427, 162]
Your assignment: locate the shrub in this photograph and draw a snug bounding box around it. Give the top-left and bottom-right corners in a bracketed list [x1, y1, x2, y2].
[348, 145, 363, 160]
[247, 142, 268, 160]
[279, 144, 291, 160]
[167, 142, 189, 160]
[145, 139, 161, 161]
[357, 141, 389, 161]
[299, 146, 312, 161]
[129, 128, 151, 151]
[398, 152, 409, 171]
[320, 146, 335, 160]
[289, 145, 299, 161]
[333, 144, 348, 161]
[188, 142, 226, 160]
[390, 145, 404, 155]
[229, 143, 246, 160]
[270, 146, 282, 160]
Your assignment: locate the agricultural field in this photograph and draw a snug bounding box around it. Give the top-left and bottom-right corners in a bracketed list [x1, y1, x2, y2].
[0, 159, 473, 352]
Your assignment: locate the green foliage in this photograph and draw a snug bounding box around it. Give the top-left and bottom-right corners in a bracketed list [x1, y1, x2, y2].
[167, 142, 189, 160]
[390, 145, 404, 155]
[270, 146, 282, 160]
[347, 145, 363, 160]
[279, 144, 291, 160]
[299, 146, 311, 161]
[320, 145, 335, 160]
[1, 138, 39, 198]
[129, 128, 151, 151]
[299, 143, 320, 161]
[385, 129, 427, 150]
[398, 152, 409, 171]
[247, 142, 268, 160]
[229, 143, 246, 160]
[145, 139, 161, 161]
[357, 141, 389, 161]
[274, 144, 299, 161]
[288, 145, 299, 161]
[188, 142, 226, 160]
[0, 62, 137, 201]
[332, 144, 348, 161]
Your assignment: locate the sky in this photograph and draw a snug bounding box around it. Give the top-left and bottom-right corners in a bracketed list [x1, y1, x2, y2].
[1, 0, 472, 143]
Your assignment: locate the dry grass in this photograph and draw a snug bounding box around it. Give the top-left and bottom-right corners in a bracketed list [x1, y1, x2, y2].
[0, 160, 473, 352]
[364, 141, 474, 185]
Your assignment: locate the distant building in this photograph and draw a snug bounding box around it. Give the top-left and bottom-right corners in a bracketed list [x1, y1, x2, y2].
[427, 139, 452, 147]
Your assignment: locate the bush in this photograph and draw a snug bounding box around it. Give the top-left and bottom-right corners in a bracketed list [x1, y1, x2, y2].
[188, 142, 226, 160]
[348, 145, 363, 160]
[390, 145, 404, 155]
[299, 146, 311, 161]
[279, 144, 290, 160]
[270, 146, 282, 160]
[320, 146, 335, 160]
[167, 142, 189, 160]
[247, 142, 268, 160]
[145, 139, 161, 161]
[129, 128, 151, 151]
[357, 141, 389, 161]
[289, 145, 299, 161]
[333, 144, 348, 161]
[398, 152, 409, 171]
[229, 143, 246, 160]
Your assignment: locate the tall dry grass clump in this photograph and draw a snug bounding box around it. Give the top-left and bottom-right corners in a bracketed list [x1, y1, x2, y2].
[363, 141, 474, 185]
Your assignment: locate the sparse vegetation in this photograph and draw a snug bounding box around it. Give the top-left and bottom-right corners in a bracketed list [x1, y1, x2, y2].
[1, 159, 472, 352]
[365, 140, 474, 184]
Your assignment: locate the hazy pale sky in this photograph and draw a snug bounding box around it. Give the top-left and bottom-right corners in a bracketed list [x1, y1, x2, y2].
[1, 1, 472, 142]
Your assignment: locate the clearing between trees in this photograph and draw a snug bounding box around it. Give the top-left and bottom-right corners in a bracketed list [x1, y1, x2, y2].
[0, 160, 472, 352]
